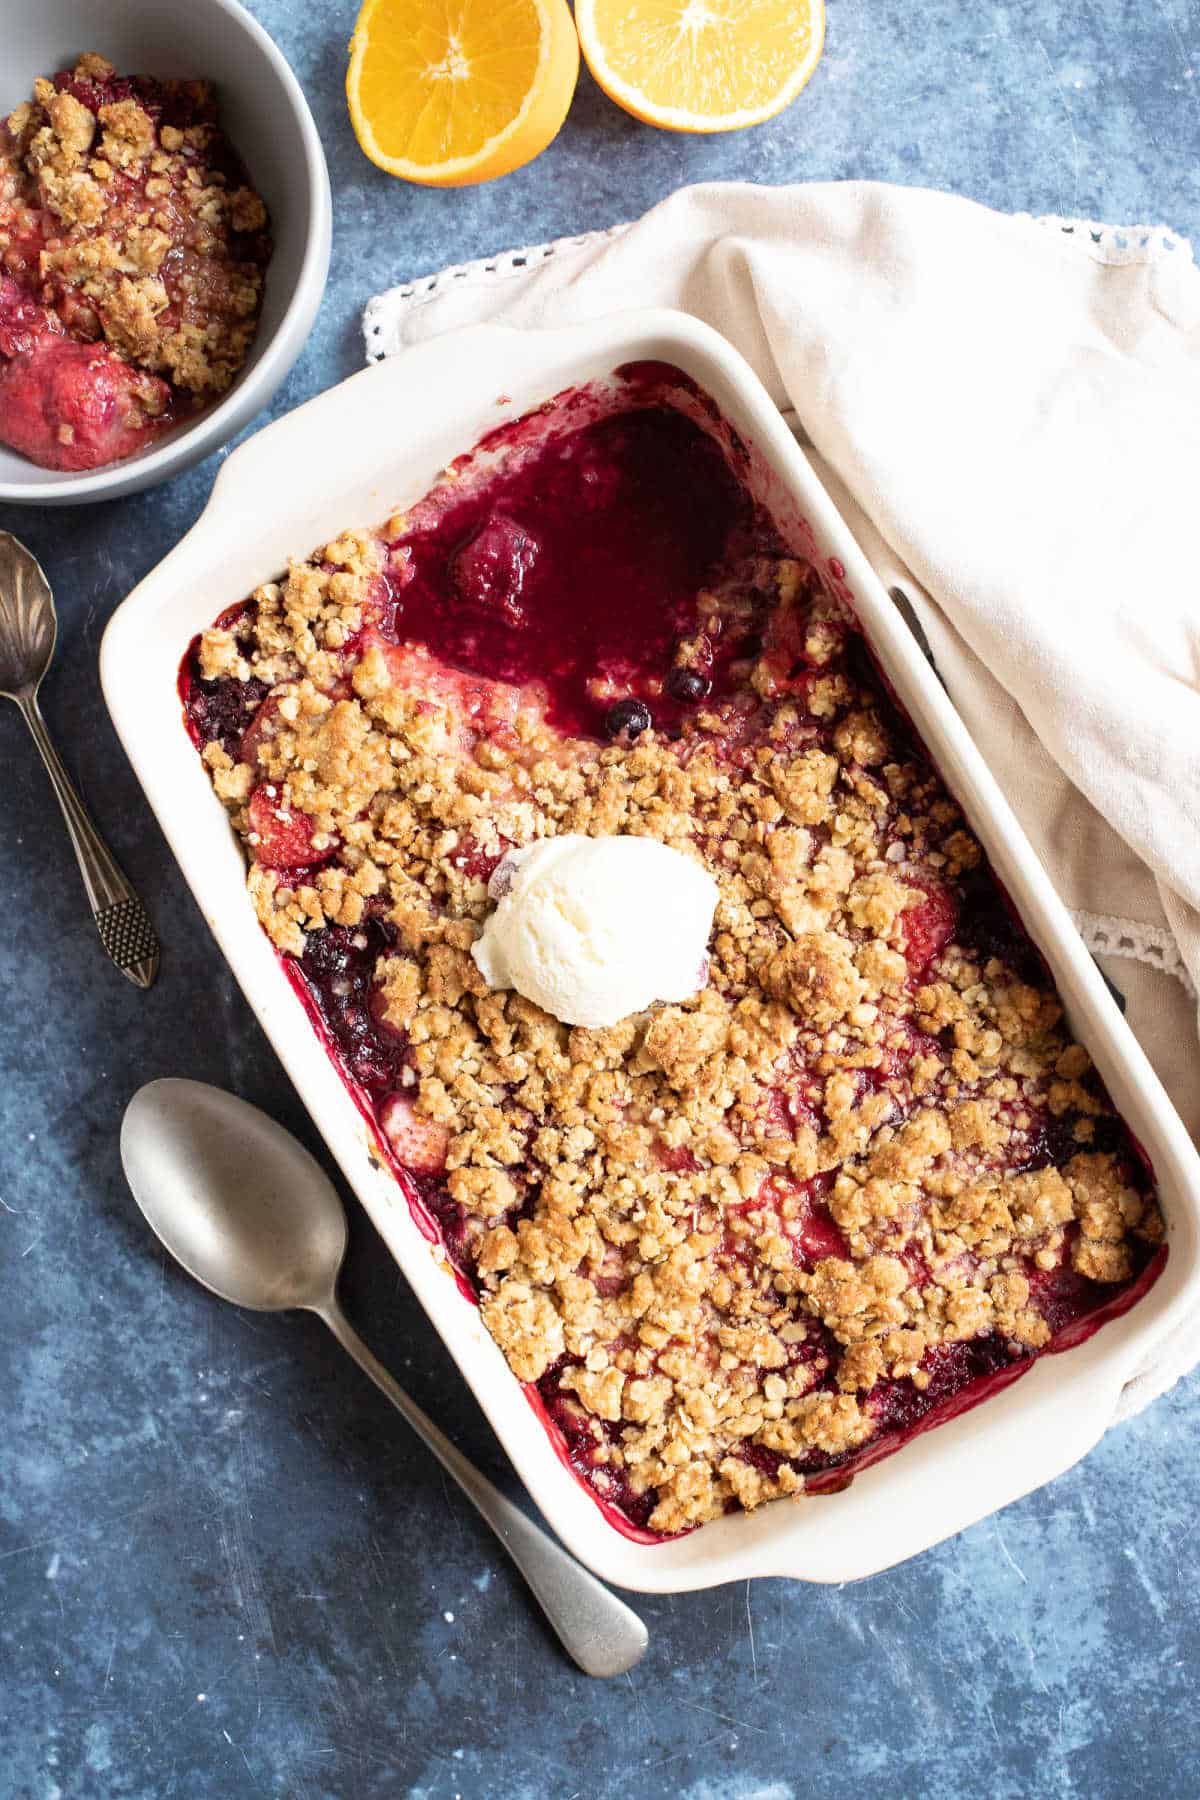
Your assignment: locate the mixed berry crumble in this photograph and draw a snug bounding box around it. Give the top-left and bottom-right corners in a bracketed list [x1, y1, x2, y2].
[0, 53, 269, 471]
[182, 367, 1165, 1537]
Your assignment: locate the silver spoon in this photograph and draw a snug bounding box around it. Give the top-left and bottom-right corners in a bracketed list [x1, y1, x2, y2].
[120, 1078, 648, 1679]
[0, 532, 159, 987]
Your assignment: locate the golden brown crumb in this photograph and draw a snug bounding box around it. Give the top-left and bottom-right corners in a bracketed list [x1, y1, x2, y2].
[3, 58, 269, 402]
[761, 932, 865, 1027]
[74, 53, 115, 81]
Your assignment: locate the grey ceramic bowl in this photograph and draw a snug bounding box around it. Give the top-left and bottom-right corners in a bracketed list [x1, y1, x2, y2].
[0, 0, 331, 506]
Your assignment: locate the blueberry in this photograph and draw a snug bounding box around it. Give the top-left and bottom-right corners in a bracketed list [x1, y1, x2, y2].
[603, 698, 652, 740]
[666, 665, 709, 703]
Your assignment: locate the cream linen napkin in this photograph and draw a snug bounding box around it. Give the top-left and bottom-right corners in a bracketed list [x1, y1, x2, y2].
[364, 181, 1200, 1416]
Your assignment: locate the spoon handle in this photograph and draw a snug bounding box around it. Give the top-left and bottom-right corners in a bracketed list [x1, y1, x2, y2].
[17, 693, 159, 989]
[314, 1297, 648, 1679]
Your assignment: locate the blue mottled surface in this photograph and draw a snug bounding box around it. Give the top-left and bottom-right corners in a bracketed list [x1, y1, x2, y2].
[2, 2, 1199, 1794]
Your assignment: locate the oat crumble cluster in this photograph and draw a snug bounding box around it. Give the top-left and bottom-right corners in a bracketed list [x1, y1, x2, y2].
[184, 401, 1163, 1536]
[0, 53, 269, 468]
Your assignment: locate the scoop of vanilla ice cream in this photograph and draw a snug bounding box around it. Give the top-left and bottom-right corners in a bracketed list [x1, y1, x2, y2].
[471, 834, 719, 1029]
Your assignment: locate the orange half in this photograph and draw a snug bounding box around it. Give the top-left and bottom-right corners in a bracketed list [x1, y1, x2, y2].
[575, 0, 825, 133]
[347, 0, 579, 187]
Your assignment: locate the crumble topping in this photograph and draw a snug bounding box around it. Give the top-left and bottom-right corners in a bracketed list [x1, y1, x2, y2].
[1, 54, 269, 403]
[185, 417, 1164, 1537]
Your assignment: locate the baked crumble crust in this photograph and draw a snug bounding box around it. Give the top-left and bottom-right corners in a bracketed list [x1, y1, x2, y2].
[186, 467, 1164, 1536]
[1, 53, 269, 401]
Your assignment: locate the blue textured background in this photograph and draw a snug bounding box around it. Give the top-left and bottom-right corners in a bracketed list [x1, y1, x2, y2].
[2, 3, 1198, 1795]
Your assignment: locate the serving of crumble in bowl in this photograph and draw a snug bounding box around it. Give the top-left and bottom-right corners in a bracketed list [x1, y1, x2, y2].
[0, 0, 330, 504]
[100, 310, 1200, 1591]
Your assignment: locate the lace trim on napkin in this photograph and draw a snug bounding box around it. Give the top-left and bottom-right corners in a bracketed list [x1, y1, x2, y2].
[1072, 910, 1198, 998]
[364, 224, 628, 362]
[1023, 214, 1194, 266]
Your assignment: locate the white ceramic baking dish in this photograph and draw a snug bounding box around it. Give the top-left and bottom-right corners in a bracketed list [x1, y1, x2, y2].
[101, 310, 1200, 1593]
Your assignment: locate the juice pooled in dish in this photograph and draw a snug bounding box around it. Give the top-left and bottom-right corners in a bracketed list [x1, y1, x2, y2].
[0, 53, 270, 471]
[181, 366, 1165, 1538]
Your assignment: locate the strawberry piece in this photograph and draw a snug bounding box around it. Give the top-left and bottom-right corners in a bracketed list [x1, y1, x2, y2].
[760, 1175, 849, 1265]
[448, 832, 509, 886]
[379, 1092, 450, 1176]
[0, 330, 170, 472]
[238, 694, 282, 771]
[0, 274, 49, 358]
[654, 1143, 701, 1174]
[900, 879, 957, 973]
[247, 785, 319, 871]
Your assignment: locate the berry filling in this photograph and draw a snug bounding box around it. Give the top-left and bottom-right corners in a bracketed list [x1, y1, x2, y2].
[369, 407, 760, 739]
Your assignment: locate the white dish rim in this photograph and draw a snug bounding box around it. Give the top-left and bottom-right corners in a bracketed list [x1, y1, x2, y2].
[101, 308, 1200, 1592]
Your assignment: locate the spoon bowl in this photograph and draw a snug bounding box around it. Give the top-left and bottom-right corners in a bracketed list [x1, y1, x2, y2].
[0, 531, 56, 699]
[121, 1078, 346, 1312]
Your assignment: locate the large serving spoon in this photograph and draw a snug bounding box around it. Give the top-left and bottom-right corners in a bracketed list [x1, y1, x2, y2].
[0, 532, 159, 987]
[120, 1078, 648, 1679]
